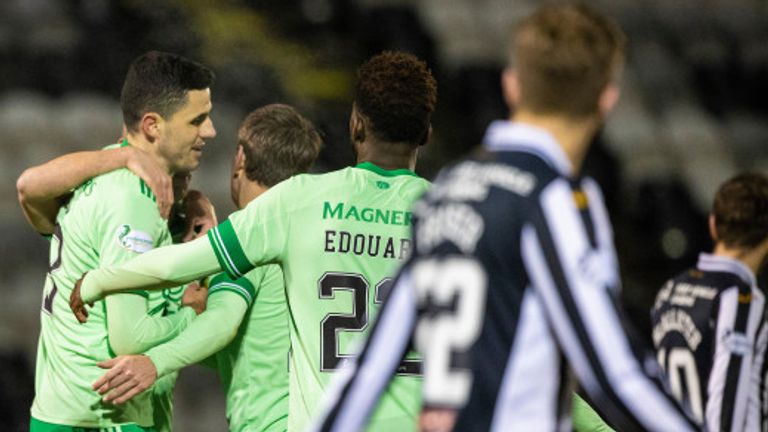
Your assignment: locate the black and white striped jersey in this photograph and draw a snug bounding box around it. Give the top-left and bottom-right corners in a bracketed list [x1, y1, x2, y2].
[313, 121, 699, 432]
[651, 253, 765, 431]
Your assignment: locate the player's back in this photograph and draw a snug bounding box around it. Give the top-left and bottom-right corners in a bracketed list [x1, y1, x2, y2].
[407, 121, 625, 430]
[288, 163, 427, 430]
[412, 153, 597, 430]
[651, 254, 765, 427]
[33, 161, 169, 427]
[214, 162, 429, 431]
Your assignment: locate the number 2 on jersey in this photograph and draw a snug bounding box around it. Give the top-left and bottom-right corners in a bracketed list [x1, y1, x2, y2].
[412, 257, 487, 407]
[42, 225, 64, 315]
[318, 272, 421, 374]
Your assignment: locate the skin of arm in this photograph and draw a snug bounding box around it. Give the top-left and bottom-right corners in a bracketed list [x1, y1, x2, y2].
[93, 291, 247, 404]
[16, 146, 173, 234]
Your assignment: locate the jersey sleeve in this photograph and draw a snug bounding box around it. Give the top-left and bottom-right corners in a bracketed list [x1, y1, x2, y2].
[207, 271, 259, 307]
[145, 286, 249, 378]
[80, 235, 222, 303]
[92, 178, 197, 354]
[94, 180, 167, 269]
[312, 269, 418, 432]
[706, 286, 765, 432]
[206, 181, 292, 279]
[106, 293, 196, 355]
[521, 178, 699, 431]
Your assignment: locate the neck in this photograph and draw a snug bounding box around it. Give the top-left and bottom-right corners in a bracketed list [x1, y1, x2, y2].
[126, 133, 173, 174]
[237, 181, 269, 210]
[355, 139, 418, 171]
[511, 110, 598, 174]
[713, 242, 765, 276]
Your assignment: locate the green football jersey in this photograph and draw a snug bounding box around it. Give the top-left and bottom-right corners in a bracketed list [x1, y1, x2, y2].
[208, 266, 289, 432]
[572, 393, 615, 432]
[31, 145, 190, 428]
[207, 162, 429, 431]
[147, 286, 186, 432]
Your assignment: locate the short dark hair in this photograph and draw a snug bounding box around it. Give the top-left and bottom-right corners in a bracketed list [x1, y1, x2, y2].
[238, 104, 322, 187]
[121, 51, 215, 132]
[713, 173, 768, 249]
[511, 3, 625, 118]
[354, 51, 437, 145]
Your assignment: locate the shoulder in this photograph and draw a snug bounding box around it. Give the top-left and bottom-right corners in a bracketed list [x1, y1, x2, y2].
[426, 153, 545, 206]
[664, 269, 747, 304]
[85, 169, 155, 202]
[78, 170, 163, 233]
[253, 169, 352, 208]
[290, 168, 351, 189]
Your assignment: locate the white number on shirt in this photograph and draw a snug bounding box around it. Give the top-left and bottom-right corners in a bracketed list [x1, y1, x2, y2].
[412, 257, 487, 407]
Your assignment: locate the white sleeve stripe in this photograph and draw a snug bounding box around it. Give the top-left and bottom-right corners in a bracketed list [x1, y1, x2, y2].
[521, 225, 598, 388]
[490, 289, 559, 431]
[707, 286, 764, 432]
[582, 179, 619, 287]
[747, 303, 768, 431]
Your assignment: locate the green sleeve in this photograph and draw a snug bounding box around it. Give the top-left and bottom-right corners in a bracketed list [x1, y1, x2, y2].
[145, 289, 249, 378]
[572, 393, 615, 432]
[80, 235, 221, 303]
[207, 182, 291, 279]
[94, 176, 196, 355]
[105, 293, 196, 355]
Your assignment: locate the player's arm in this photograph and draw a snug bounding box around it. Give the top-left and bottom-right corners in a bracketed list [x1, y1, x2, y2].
[96, 189, 202, 354]
[16, 146, 173, 234]
[72, 183, 291, 319]
[74, 234, 223, 312]
[521, 178, 700, 432]
[312, 270, 417, 432]
[105, 292, 197, 355]
[146, 274, 250, 376]
[93, 279, 250, 404]
[705, 286, 764, 432]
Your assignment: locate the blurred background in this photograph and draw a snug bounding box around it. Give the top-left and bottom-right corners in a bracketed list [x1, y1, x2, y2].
[2, 0, 768, 430]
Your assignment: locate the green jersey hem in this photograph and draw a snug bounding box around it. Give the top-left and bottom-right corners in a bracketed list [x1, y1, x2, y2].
[355, 162, 418, 178]
[30, 417, 156, 432]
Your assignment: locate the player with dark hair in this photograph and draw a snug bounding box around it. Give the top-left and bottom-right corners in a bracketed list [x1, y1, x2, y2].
[86, 104, 323, 432]
[651, 173, 768, 431]
[312, 4, 699, 431]
[70, 50, 438, 431]
[20, 50, 215, 432]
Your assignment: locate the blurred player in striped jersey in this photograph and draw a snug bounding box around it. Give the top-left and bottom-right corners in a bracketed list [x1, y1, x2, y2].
[312, 3, 700, 431]
[91, 103, 323, 432]
[651, 173, 768, 431]
[70, 51, 438, 431]
[16, 51, 216, 432]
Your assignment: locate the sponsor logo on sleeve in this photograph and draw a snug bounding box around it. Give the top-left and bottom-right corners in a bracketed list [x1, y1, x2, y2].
[722, 329, 752, 355]
[116, 224, 154, 253]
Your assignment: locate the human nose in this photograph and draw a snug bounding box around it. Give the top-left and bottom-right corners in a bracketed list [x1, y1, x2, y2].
[201, 118, 216, 138]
